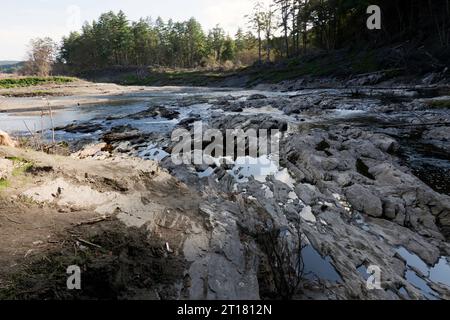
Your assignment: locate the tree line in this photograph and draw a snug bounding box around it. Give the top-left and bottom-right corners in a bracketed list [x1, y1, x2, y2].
[21, 1, 449, 75]
[58, 11, 258, 71]
[252, 0, 449, 60]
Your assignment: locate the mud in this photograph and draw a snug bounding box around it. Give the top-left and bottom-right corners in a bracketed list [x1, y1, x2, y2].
[0, 219, 186, 300]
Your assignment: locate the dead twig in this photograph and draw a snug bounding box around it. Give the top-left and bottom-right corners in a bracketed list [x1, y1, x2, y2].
[46, 98, 55, 144]
[2, 215, 22, 224]
[77, 238, 102, 249]
[40, 109, 44, 151]
[75, 215, 111, 226]
[22, 120, 36, 139]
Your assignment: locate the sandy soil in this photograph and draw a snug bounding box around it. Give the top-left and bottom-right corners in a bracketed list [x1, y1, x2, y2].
[0, 145, 202, 299]
[0, 80, 148, 112]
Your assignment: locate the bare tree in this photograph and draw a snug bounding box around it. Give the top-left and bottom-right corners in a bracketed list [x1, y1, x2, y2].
[261, 6, 276, 62]
[299, 0, 310, 54]
[247, 2, 265, 64]
[274, 0, 292, 57]
[20, 37, 57, 76]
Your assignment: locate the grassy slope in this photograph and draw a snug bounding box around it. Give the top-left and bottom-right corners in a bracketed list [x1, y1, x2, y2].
[120, 69, 239, 87]
[0, 76, 76, 89]
[101, 45, 449, 87]
[81, 48, 409, 88]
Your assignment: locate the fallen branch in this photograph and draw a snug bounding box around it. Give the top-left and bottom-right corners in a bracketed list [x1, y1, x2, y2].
[75, 215, 111, 226]
[46, 98, 55, 144]
[77, 238, 102, 249]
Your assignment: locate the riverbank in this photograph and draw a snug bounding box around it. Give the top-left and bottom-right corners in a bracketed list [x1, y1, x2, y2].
[0, 145, 199, 299]
[71, 46, 450, 89]
[1, 84, 449, 300]
[0, 78, 150, 112]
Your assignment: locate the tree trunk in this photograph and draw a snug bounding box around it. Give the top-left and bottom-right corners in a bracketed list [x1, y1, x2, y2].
[284, 27, 289, 58]
[258, 29, 262, 63]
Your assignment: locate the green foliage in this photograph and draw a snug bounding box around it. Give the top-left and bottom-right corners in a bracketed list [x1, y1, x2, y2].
[59, 11, 262, 71]
[57, 1, 449, 77]
[121, 69, 237, 87]
[207, 25, 226, 62]
[428, 100, 450, 109]
[245, 49, 381, 85]
[60, 12, 218, 69]
[0, 62, 24, 74]
[5, 157, 34, 177]
[271, 0, 449, 60]
[351, 52, 378, 74]
[0, 77, 76, 89]
[0, 179, 9, 190]
[221, 37, 237, 62]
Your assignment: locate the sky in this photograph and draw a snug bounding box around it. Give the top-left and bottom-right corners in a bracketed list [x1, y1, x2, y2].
[0, 0, 272, 61]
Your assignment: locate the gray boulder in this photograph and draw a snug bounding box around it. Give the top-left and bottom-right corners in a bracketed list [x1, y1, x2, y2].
[345, 184, 383, 217]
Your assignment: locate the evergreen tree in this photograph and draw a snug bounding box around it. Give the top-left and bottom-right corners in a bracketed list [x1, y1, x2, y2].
[221, 37, 236, 62]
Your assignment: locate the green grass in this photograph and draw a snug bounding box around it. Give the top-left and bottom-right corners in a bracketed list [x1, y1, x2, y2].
[246, 60, 336, 85]
[0, 178, 9, 190]
[0, 76, 76, 89]
[6, 157, 34, 176]
[6, 156, 27, 163]
[351, 52, 378, 74]
[121, 69, 237, 87]
[245, 49, 384, 86]
[428, 100, 450, 109]
[3, 90, 67, 97]
[0, 158, 34, 191]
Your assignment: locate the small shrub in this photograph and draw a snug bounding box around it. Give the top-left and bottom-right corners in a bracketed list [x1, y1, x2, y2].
[428, 100, 450, 109]
[0, 178, 9, 190]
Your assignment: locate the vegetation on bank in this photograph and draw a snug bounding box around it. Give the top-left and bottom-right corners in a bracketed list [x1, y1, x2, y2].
[0, 76, 76, 89]
[84, 45, 433, 87]
[0, 157, 34, 192]
[0, 62, 24, 74]
[0, 219, 186, 300]
[118, 68, 240, 86]
[8, 157, 34, 177]
[59, 13, 248, 71]
[0, 178, 9, 190]
[55, 1, 449, 74]
[10, 1, 449, 85]
[429, 100, 450, 109]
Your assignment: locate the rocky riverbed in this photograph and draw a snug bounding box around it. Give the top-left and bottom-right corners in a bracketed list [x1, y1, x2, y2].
[1, 84, 449, 300]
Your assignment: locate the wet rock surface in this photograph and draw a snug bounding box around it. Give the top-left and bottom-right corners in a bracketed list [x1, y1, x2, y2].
[2, 85, 450, 300]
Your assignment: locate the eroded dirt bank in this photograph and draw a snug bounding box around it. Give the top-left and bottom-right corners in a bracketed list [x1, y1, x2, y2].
[1, 84, 450, 300]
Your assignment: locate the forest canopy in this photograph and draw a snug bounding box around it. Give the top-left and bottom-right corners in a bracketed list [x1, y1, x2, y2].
[58, 12, 255, 70]
[54, 1, 449, 73]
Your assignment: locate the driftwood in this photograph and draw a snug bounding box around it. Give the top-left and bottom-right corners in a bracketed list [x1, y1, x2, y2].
[77, 238, 102, 249]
